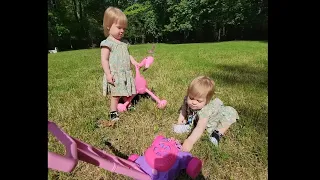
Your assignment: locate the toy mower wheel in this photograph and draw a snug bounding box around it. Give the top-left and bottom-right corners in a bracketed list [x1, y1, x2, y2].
[186, 157, 202, 179]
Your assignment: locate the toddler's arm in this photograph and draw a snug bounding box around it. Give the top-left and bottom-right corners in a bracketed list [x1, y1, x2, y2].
[129, 55, 139, 66]
[101, 47, 114, 84]
[182, 118, 208, 152]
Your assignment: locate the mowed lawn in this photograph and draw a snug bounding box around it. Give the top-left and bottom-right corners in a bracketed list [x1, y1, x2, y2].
[48, 41, 268, 180]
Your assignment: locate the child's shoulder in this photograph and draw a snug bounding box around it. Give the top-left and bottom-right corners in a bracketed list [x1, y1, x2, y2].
[200, 98, 223, 112]
[203, 98, 223, 109]
[100, 37, 115, 48]
[210, 98, 223, 105]
[100, 37, 129, 47]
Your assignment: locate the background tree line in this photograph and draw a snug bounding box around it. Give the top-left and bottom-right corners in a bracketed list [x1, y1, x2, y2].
[48, 0, 268, 51]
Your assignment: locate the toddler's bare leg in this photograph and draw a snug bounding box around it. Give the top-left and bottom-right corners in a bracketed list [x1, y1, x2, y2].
[110, 96, 120, 112]
[210, 124, 234, 146]
[216, 126, 230, 135]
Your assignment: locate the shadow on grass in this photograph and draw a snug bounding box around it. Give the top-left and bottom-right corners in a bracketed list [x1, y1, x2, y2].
[119, 88, 157, 106]
[233, 103, 268, 134]
[177, 170, 207, 180]
[209, 64, 268, 134]
[211, 64, 268, 91]
[103, 140, 128, 159]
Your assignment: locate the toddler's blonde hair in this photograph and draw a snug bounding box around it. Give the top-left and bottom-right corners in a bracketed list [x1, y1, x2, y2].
[187, 76, 215, 104]
[103, 7, 128, 37]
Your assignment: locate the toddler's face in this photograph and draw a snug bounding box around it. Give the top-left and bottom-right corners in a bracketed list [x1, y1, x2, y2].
[187, 95, 206, 110]
[109, 21, 127, 40]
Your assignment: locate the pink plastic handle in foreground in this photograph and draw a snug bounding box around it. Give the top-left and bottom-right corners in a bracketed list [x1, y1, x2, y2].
[48, 121, 78, 172]
[72, 137, 151, 180]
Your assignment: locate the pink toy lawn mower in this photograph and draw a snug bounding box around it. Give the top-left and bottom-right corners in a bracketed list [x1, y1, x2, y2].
[117, 55, 167, 112]
[48, 120, 202, 179]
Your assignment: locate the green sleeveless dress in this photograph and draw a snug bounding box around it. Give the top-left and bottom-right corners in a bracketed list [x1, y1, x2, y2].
[100, 36, 136, 97]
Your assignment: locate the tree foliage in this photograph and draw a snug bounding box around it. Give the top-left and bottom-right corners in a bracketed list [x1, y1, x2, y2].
[48, 0, 268, 50]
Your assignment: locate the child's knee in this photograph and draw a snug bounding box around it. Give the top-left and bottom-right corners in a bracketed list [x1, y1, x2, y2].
[216, 126, 230, 135]
[224, 106, 239, 123]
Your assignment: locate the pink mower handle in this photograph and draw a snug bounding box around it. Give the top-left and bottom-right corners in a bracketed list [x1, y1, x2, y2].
[71, 137, 151, 180]
[145, 89, 167, 109]
[48, 121, 78, 172]
[48, 121, 150, 179]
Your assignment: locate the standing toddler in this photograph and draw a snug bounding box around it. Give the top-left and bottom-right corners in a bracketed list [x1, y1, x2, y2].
[100, 7, 139, 122]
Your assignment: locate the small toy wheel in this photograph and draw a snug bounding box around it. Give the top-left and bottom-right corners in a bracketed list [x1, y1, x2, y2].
[186, 157, 202, 179]
[128, 154, 139, 162]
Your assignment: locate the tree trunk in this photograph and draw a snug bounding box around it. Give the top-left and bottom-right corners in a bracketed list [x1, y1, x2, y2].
[223, 26, 225, 36]
[72, 0, 80, 23]
[70, 36, 73, 49]
[142, 35, 145, 44]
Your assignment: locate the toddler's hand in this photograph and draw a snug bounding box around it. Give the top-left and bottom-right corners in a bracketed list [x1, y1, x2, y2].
[133, 61, 140, 67]
[182, 139, 193, 152]
[106, 74, 114, 85]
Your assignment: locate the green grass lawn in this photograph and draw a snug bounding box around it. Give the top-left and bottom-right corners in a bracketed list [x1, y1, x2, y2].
[48, 41, 268, 180]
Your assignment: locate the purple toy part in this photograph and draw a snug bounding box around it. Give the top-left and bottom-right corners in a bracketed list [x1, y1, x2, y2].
[117, 55, 167, 112]
[131, 136, 203, 180]
[48, 121, 151, 180]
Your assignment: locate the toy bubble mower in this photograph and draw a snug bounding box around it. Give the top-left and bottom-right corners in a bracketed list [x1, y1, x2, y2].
[48, 121, 202, 179]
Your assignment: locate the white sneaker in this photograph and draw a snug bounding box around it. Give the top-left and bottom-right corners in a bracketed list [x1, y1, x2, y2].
[209, 137, 219, 146]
